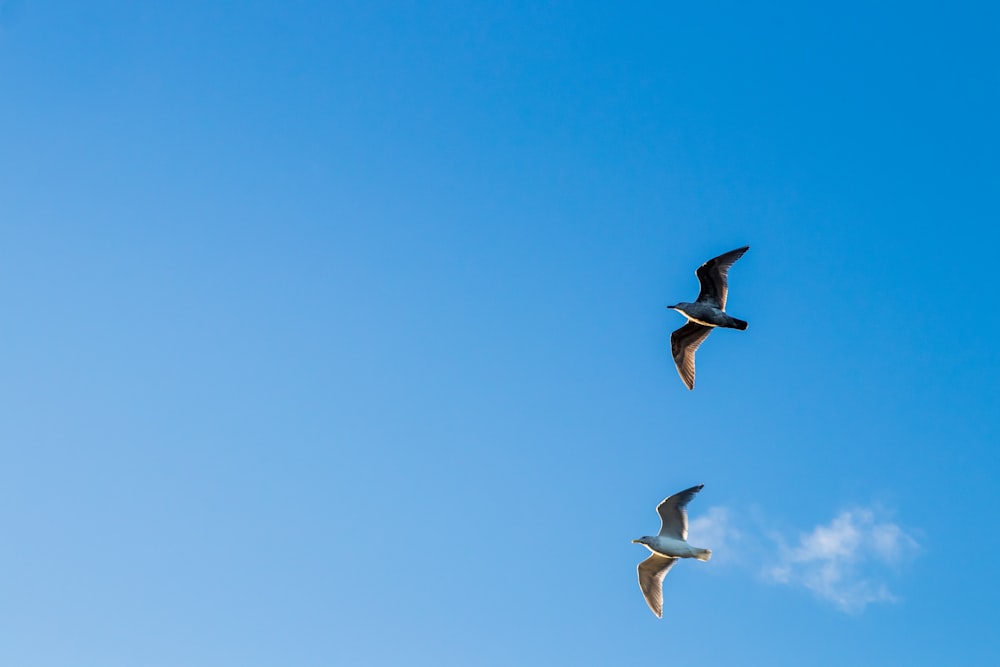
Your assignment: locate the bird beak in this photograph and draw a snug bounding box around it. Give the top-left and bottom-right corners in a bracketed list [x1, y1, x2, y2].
[631, 539, 640, 543]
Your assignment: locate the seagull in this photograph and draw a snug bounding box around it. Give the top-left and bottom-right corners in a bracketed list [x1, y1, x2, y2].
[632, 484, 712, 618]
[669, 246, 749, 390]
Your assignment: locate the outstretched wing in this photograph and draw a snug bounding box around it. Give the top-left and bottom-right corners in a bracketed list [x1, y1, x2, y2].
[695, 245, 749, 309]
[670, 323, 712, 390]
[656, 484, 705, 540]
[637, 554, 678, 618]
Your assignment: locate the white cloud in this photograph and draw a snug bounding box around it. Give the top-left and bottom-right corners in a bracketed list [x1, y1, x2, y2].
[686, 504, 920, 613]
[688, 506, 741, 564]
[763, 508, 920, 613]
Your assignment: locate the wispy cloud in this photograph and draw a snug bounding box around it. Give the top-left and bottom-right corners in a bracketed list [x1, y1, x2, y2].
[764, 508, 920, 612]
[688, 506, 741, 563]
[688, 505, 920, 613]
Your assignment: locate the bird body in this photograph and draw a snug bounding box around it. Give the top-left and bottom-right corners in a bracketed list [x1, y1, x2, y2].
[635, 535, 712, 560]
[633, 484, 712, 618]
[669, 301, 748, 330]
[669, 246, 750, 389]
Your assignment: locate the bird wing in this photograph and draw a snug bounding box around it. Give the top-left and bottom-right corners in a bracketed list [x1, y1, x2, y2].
[695, 245, 749, 309]
[637, 554, 678, 618]
[670, 322, 712, 390]
[656, 484, 705, 540]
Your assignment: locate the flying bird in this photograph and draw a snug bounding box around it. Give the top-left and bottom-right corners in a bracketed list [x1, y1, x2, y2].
[632, 484, 712, 618]
[668, 246, 749, 390]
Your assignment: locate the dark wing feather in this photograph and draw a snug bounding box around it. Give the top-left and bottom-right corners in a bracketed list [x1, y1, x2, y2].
[656, 484, 705, 540]
[695, 245, 749, 309]
[670, 323, 712, 390]
[637, 554, 678, 618]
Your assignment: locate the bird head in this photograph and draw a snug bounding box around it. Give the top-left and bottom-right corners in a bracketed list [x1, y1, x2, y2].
[632, 536, 651, 546]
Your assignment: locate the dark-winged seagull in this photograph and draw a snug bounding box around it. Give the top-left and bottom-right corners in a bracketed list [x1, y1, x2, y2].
[668, 245, 749, 390]
[632, 484, 712, 618]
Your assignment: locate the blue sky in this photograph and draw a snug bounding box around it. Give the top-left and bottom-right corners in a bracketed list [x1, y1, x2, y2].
[2, 1, 998, 665]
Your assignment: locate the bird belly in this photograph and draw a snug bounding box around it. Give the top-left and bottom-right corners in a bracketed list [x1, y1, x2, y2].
[649, 537, 701, 558]
[674, 304, 726, 327]
[684, 315, 718, 327]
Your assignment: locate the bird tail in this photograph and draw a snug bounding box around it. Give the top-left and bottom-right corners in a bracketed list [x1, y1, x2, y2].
[729, 318, 748, 331]
[695, 549, 712, 562]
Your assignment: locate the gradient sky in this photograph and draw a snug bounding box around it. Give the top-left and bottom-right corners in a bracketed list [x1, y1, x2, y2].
[2, 2, 999, 665]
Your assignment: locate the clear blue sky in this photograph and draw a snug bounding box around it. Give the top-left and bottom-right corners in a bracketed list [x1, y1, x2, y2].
[2, 1, 998, 665]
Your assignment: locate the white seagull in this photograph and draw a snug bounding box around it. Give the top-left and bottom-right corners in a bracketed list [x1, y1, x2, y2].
[632, 484, 712, 618]
[668, 245, 749, 390]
